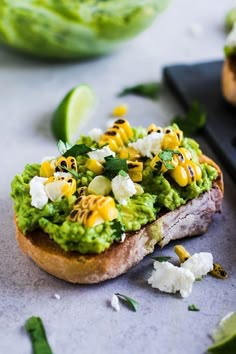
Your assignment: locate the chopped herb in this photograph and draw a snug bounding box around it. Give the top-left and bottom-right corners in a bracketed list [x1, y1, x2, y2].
[158, 149, 179, 170]
[115, 293, 139, 312]
[118, 82, 161, 100]
[58, 165, 79, 179]
[112, 220, 125, 241]
[25, 316, 53, 354]
[153, 161, 163, 176]
[119, 170, 128, 177]
[151, 256, 172, 262]
[104, 155, 128, 179]
[57, 140, 72, 155]
[171, 101, 206, 135]
[63, 144, 92, 158]
[188, 304, 200, 312]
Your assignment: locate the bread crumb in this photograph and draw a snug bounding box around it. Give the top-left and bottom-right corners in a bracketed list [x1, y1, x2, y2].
[111, 294, 120, 311]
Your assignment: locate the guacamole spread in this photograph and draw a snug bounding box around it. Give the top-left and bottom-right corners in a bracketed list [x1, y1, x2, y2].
[11, 120, 218, 254]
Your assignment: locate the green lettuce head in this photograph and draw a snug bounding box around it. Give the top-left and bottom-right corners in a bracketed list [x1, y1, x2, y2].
[0, 0, 170, 59]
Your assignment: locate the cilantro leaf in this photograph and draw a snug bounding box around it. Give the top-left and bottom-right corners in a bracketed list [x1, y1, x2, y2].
[58, 165, 79, 179]
[118, 82, 161, 100]
[158, 149, 179, 170]
[103, 156, 128, 179]
[111, 220, 125, 241]
[151, 256, 172, 262]
[63, 144, 92, 158]
[188, 304, 200, 312]
[25, 316, 53, 354]
[171, 101, 206, 135]
[115, 293, 139, 312]
[57, 140, 72, 155]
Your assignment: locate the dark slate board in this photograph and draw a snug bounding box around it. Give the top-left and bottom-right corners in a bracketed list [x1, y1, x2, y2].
[163, 60, 236, 183]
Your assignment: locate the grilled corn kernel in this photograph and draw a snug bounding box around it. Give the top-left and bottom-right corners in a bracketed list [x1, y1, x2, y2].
[40, 161, 55, 177]
[112, 104, 128, 117]
[118, 146, 140, 160]
[99, 119, 133, 152]
[86, 159, 104, 174]
[162, 127, 183, 149]
[127, 160, 143, 182]
[210, 263, 228, 279]
[147, 124, 163, 135]
[174, 245, 191, 263]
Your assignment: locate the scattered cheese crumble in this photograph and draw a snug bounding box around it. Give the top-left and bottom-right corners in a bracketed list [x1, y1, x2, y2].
[111, 174, 136, 205]
[111, 294, 120, 311]
[52, 293, 61, 300]
[88, 146, 115, 163]
[181, 252, 213, 279]
[128, 132, 164, 158]
[29, 176, 48, 209]
[148, 261, 195, 298]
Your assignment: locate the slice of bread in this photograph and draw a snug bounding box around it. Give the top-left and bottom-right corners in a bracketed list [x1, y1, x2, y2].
[222, 57, 236, 106]
[14, 156, 223, 284]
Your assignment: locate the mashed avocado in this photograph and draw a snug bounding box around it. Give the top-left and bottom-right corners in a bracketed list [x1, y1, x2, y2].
[11, 121, 219, 254]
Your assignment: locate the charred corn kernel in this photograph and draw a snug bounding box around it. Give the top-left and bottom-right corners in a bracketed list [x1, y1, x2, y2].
[210, 263, 228, 279]
[86, 159, 104, 174]
[127, 160, 143, 182]
[77, 186, 88, 196]
[55, 156, 68, 172]
[170, 166, 188, 187]
[147, 124, 163, 135]
[119, 146, 140, 160]
[40, 161, 55, 177]
[112, 104, 128, 117]
[99, 119, 133, 152]
[68, 195, 118, 227]
[174, 245, 191, 263]
[66, 156, 77, 172]
[61, 177, 76, 197]
[162, 127, 183, 149]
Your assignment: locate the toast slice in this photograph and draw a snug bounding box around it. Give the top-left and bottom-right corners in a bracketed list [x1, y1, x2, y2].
[15, 156, 223, 284]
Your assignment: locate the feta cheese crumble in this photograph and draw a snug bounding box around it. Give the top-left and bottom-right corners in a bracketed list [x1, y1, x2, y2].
[88, 128, 103, 142]
[52, 293, 61, 300]
[111, 174, 136, 205]
[29, 176, 48, 209]
[148, 261, 195, 298]
[181, 252, 213, 279]
[88, 146, 115, 163]
[45, 180, 69, 202]
[128, 132, 164, 158]
[111, 294, 120, 311]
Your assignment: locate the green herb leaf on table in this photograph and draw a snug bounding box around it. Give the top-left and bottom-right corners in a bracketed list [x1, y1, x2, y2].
[63, 144, 92, 158]
[118, 82, 161, 100]
[151, 256, 172, 262]
[104, 156, 128, 179]
[115, 293, 139, 312]
[57, 140, 72, 155]
[171, 101, 206, 135]
[25, 316, 53, 354]
[188, 304, 200, 312]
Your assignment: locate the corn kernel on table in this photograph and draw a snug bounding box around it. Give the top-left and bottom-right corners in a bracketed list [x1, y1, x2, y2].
[0, 1, 236, 353]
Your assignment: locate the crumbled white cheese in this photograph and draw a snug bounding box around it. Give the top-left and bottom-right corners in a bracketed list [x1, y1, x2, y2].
[29, 176, 48, 209]
[111, 294, 120, 311]
[45, 180, 68, 202]
[111, 174, 136, 205]
[88, 146, 115, 163]
[148, 261, 195, 298]
[54, 172, 72, 178]
[52, 293, 61, 300]
[88, 128, 103, 142]
[181, 252, 213, 279]
[128, 132, 164, 158]
[226, 23, 236, 48]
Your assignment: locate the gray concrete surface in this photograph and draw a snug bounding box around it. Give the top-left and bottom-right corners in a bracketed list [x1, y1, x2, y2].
[0, 1, 235, 353]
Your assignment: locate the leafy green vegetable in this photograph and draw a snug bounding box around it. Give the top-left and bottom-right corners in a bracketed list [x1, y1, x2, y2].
[118, 82, 161, 100]
[104, 156, 128, 179]
[188, 304, 200, 312]
[57, 140, 72, 155]
[171, 101, 206, 135]
[63, 144, 92, 158]
[158, 149, 179, 170]
[25, 316, 53, 354]
[115, 293, 139, 312]
[151, 256, 171, 262]
[58, 165, 79, 179]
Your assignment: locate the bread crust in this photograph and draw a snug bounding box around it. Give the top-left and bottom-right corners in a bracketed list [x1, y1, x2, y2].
[222, 57, 236, 106]
[15, 156, 223, 284]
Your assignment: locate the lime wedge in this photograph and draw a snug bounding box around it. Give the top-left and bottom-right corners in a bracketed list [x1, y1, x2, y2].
[52, 85, 97, 143]
[208, 312, 236, 353]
